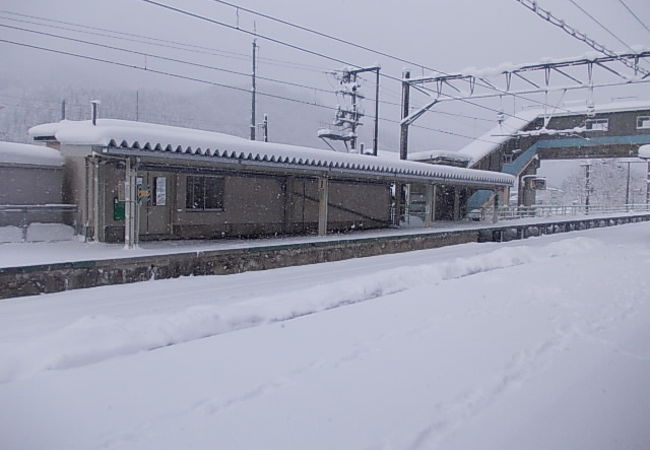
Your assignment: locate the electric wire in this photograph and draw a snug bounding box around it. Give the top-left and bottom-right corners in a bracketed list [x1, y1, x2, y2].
[0, 20, 496, 123]
[567, 0, 636, 52]
[200, 0, 582, 118]
[616, 0, 650, 35]
[0, 10, 330, 72]
[0, 22, 337, 94]
[0, 38, 501, 144]
[136, 0, 559, 123]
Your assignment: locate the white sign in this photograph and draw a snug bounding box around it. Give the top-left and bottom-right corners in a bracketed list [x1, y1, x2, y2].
[155, 177, 167, 206]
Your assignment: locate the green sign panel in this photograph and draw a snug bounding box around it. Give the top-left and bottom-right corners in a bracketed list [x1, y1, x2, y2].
[113, 198, 125, 221]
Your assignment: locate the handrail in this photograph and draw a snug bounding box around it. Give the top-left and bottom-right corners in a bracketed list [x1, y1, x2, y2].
[473, 204, 650, 221]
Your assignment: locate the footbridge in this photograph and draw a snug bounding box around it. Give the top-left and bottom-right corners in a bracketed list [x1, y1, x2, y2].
[459, 101, 650, 209]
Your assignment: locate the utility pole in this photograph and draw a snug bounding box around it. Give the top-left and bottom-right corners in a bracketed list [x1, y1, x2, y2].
[350, 71, 359, 151]
[373, 67, 380, 156]
[250, 39, 257, 141]
[136, 90, 140, 121]
[61, 99, 66, 120]
[318, 66, 379, 153]
[581, 162, 592, 214]
[399, 70, 411, 160]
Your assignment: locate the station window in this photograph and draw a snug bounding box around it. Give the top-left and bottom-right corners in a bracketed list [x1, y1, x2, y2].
[585, 119, 609, 132]
[186, 176, 225, 210]
[637, 116, 650, 129]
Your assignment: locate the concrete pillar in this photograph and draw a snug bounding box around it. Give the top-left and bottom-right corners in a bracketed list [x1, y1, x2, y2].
[318, 176, 329, 236]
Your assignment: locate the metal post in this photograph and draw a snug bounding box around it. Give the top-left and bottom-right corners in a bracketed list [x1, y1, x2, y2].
[646, 160, 650, 208]
[585, 163, 591, 215]
[399, 70, 411, 160]
[373, 67, 380, 156]
[424, 184, 434, 227]
[453, 188, 461, 221]
[124, 158, 135, 249]
[250, 40, 257, 141]
[318, 176, 329, 236]
[61, 99, 66, 120]
[625, 161, 631, 209]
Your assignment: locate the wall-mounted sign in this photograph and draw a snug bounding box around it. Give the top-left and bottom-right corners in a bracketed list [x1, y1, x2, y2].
[155, 177, 167, 206]
[137, 184, 151, 203]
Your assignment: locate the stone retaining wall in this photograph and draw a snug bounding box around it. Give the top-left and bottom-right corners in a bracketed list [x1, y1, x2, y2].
[2, 213, 649, 300]
[0, 230, 477, 299]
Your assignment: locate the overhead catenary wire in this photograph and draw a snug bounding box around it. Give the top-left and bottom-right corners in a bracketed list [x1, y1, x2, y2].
[0, 10, 330, 73]
[615, 0, 650, 35]
[0, 22, 338, 94]
[0, 19, 497, 123]
[0, 38, 502, 145]
[202, 0, 584, 118]
[206, 0, 447, 75]
[137, 0, 562, 123]
[567, 0, 636, 53]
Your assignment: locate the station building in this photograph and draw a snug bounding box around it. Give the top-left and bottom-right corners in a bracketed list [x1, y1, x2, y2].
[27, 119, 513, 243]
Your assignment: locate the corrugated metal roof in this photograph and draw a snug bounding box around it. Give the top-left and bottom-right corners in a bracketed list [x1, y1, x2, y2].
[29, 119, 514, 187]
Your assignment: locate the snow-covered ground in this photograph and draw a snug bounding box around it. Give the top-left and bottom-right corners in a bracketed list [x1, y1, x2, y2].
[1, 223, 649, 449]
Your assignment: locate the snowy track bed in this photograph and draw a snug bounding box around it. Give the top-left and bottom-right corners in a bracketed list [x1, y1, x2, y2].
[1, 223, 650, 449]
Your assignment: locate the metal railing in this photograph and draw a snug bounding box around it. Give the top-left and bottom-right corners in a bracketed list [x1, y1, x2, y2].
[472, 204, 650, 221]
[0, 204, 79, 241]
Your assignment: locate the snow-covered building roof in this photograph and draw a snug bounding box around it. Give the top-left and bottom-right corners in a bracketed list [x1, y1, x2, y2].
[458, 100, 650, 166]
[457, 109, 540, 166]
[29, 119, 514, 187]
[0, 141, 64, 167]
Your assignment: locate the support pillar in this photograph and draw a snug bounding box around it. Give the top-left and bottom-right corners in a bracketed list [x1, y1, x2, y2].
[318, 176, 329, 236]
[453, 187, 461, 221]
[424, 184, 435, 227]
[124, 158, 138, 249]
[392, 182, 401, 226]
[492, 189, 500, 224]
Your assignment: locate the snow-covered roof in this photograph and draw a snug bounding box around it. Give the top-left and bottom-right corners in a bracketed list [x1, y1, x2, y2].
[0, 141, 64, 167]
[458, 99, 650, 166]
[457, 109, 540, 166]
[407, 150, 471, 163]
[29, 119, 514, 187]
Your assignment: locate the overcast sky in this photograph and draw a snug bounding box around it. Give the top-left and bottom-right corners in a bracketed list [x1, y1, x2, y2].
[1, 0, 649, 152]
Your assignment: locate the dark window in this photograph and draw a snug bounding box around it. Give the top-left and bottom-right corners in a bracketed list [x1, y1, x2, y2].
[186, 176, 225, 210]
[585, 119, 608, 131]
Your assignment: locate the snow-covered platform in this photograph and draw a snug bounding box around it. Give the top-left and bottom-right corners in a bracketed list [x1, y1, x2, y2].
[1, 211, 649, 299]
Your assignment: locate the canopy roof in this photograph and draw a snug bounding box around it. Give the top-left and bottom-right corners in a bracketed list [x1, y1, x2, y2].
[30, 119, 513, 188]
